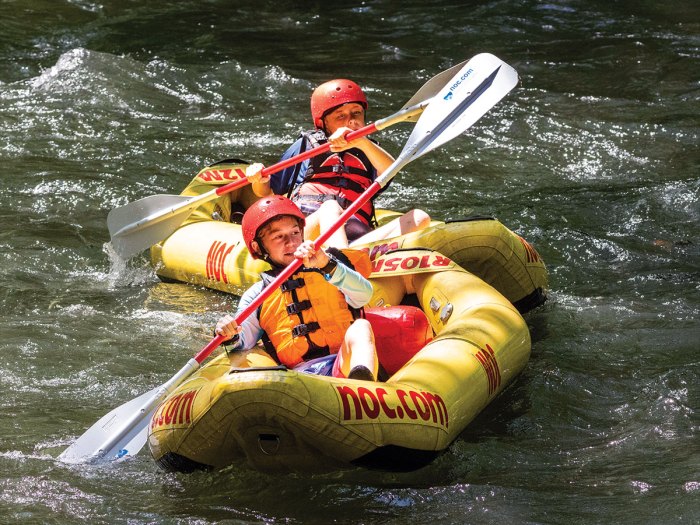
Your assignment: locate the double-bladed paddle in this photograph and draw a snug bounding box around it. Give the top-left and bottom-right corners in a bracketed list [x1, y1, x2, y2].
[107, 59, 471, 259]
[59, 53, 519, 464]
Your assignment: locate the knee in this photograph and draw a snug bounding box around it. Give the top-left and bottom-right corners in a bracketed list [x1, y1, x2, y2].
[412, 209, 431, 228]
[347, 318, 375, 343]
[318, 199, 343, 216]
[402, 209, 430, 230]
[352, 318, 372, 330]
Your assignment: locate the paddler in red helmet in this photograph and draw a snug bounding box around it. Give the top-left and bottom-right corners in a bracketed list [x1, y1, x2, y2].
[247, 79, 430, 245]
[215, 195, 378, 381]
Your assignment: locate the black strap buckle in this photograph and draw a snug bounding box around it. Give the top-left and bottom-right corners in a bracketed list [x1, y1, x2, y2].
[281, 277, 305, 292]
[286, 300, 312, 315]
[291, 322, 320, 337]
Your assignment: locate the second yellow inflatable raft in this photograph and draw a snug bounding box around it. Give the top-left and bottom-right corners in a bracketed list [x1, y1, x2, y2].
[150, 160, 548, 314]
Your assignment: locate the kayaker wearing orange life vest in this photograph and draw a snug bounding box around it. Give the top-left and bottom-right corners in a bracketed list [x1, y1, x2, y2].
[247, 79, 430, 244]
[215, 195, 379, 381]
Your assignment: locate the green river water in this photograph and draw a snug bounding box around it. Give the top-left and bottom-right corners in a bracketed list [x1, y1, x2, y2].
[0, 1, 698, 523]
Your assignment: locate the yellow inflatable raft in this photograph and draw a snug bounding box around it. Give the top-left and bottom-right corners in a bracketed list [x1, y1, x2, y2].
[150, 160, 548, 314]
[148, 248, 532, 473]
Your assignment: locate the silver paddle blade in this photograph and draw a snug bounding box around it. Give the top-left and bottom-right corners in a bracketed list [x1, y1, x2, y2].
[58, 357, 201, 464]
[107, 194, 199, 258]
[58, 386, 161, 464]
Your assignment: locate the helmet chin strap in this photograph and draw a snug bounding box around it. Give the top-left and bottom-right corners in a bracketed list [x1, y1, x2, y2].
[255, 242, 285, 270]
[261, 248, 287, 270]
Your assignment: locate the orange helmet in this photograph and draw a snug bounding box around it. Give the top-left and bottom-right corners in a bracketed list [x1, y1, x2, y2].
[310, 79, 368, 129]
[242, 196, 306, 259]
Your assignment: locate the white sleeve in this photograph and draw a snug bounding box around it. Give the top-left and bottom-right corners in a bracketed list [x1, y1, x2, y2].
[326, 262, 373, 309]
[230, 281, 265, 350]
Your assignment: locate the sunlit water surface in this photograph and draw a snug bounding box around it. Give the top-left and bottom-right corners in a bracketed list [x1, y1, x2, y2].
[0, 1, 697, 523]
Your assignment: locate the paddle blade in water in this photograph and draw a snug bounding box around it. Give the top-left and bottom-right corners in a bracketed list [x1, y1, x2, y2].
[58, 386, 161, 464]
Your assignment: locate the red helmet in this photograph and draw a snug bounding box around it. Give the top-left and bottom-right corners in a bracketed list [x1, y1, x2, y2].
[242, 196, 306, 259]
[310, 79, 368, 129]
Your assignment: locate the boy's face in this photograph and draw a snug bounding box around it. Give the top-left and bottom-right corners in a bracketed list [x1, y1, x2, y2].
[323, 102, 366, 134]
[256, 216, 304, 266]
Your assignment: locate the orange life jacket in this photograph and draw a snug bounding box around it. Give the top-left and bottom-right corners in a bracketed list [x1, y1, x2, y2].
[258, 248, 372, 367]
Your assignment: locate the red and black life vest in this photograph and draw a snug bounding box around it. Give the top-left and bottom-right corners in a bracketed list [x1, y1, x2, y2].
[291, 129, 377, 226]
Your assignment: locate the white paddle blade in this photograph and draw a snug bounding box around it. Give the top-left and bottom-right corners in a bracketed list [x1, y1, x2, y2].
[58, 386, 160, 464]
[107, 194, 199, 258]
[400, 58, 469, 119]
[404, 53, 519, 161]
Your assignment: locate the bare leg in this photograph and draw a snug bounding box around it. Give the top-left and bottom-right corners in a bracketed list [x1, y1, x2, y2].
[350, 208, 431, 246]
[304, 200, 349, 248]
[333, 319, 378, 381]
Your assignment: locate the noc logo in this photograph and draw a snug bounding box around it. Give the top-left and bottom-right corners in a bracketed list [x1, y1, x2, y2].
[443, 68, 474, 101]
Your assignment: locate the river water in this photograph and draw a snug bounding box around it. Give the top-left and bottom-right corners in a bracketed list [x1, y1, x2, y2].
[1, 1, 698, 524]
